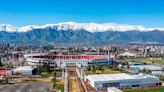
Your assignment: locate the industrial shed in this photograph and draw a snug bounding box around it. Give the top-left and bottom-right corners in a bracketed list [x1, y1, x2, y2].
[13, 66, 37, 76]
[85, 73, 160, 90]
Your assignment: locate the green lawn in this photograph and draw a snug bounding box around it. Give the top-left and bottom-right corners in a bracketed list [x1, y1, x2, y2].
[53, 80, 64, 92]
[124, 88, 164, 92]
[55, 83, 64, 92]
[128, 58, 164, 63]
[84, 68, 125, 75]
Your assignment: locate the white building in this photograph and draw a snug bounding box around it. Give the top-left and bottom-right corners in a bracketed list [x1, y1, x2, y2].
[118, 52, 136, 57]
[85, 73, 160, 90]
[13, 66, 37, 76]
[107, 87, 122, 92]
[130, 65, 162, 71]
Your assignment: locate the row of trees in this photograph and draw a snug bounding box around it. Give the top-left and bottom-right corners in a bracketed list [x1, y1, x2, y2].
[86, 63, 119, 73]
[139, 69, 151, 74]
[36, 61, 53, 74]
[40, 69, 57, 87]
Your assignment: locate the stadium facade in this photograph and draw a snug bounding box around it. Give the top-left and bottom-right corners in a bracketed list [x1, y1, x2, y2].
[24, 53, 115, 68]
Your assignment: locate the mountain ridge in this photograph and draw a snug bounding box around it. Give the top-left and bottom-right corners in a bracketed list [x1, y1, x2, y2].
[0, 22, 164, 45]
[1, 22, 164, 33]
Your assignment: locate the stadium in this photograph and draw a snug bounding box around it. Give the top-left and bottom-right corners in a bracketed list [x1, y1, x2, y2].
[24, 53, 115, 68]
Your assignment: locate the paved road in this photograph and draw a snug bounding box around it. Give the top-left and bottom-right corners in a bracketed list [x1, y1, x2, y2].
[0, 83, 52, 92]
[64, 68, 68, 92]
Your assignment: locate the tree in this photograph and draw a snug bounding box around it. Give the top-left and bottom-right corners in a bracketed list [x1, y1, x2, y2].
[91, 65, 94, 71]
[105, 64, 112, 69]
[160, 76, 164, 81]
[94, 64, 100, 70]
[127, 63, 130, 68]
[40, 72, 49, 78]
[5, 77, 8, 84]
[101, 66, 105, 73]
[87, 67, 91, 71]
[112, 64, 118, 70]
[0, 57, 3, 67]
[44, 62, 50, 72]
[140, 69, 151, 74]
[52, 70, 57, 87]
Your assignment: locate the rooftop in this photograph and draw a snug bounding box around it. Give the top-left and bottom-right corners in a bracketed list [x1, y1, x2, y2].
[14, 66, 36, 71]
[131, 65, 162, 70]
[86, 73, 158, 82]
[108, 87, 122, 92]
[86, 73, 135, 82]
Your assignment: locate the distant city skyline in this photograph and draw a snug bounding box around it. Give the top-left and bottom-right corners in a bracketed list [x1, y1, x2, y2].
[0, 0, 164, 27]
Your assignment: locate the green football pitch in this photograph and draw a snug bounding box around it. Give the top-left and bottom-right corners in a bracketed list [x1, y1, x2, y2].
[124, 87, 164, 92]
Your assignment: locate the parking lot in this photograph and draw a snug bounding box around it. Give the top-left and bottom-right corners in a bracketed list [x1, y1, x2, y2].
[0, 83, 52, 92]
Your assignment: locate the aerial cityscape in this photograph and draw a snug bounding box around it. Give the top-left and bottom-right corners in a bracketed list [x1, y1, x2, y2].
[0, 0, 164, 92]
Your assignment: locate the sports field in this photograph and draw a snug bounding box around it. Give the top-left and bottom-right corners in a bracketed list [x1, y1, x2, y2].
[124, 87, 164, 92]
[128, 57, 164, 63]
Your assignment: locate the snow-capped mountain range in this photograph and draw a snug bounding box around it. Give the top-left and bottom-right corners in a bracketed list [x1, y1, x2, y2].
[0, 22, 164, 45]
[0, 22, 164, 32]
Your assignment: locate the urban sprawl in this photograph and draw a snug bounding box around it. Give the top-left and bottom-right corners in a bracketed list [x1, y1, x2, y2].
[0, 43, 164, 92]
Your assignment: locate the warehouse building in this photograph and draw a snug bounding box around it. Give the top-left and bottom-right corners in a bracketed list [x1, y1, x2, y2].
[85, 73, 161, 90]
[130, 64, 162, 71]
[13, 66, 37, 76]
[107, 87, 122, 92]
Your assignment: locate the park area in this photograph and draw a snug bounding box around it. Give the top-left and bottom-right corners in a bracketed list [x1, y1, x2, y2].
[67, 67, 84, 92]
[124, 87, 164, 92]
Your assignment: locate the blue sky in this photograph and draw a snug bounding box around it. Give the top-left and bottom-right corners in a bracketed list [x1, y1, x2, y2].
[0, 0, 164, 27]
